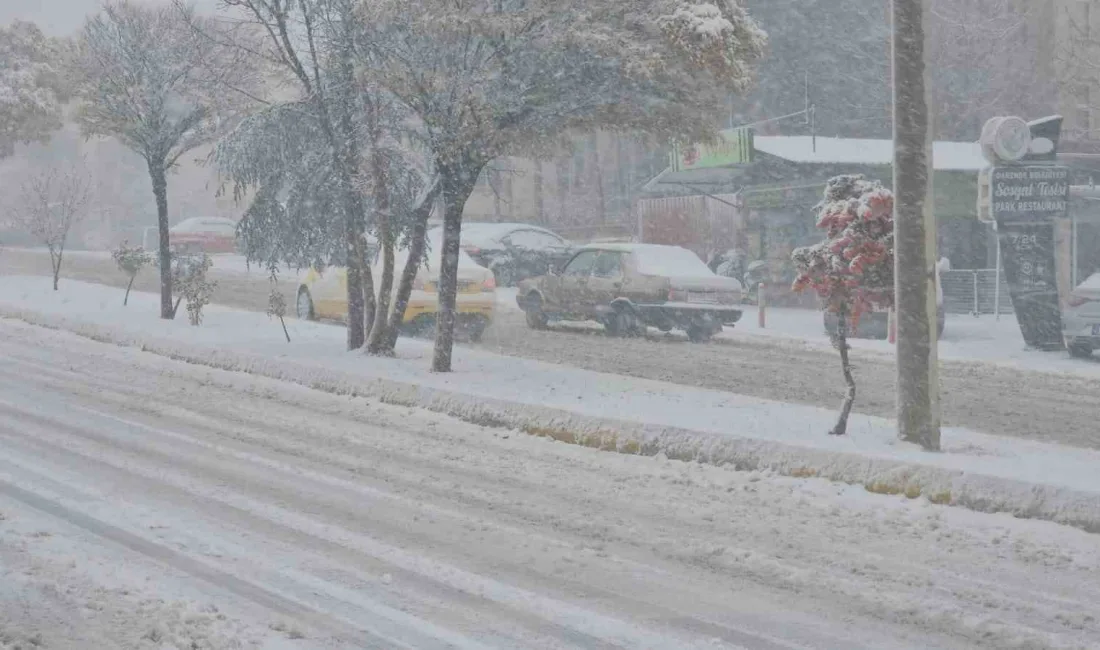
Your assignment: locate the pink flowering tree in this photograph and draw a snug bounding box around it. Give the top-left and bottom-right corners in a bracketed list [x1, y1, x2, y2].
[791, 175, 894, 436]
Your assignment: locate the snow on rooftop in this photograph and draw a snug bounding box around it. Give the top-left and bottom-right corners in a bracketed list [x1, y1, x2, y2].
[754, 136, 987, 172]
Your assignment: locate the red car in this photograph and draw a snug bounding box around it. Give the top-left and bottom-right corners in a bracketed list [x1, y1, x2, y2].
[168, 217, 239, 254]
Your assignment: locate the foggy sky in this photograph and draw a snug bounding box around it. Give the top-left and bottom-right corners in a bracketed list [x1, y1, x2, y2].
[1, 0, 219, 36]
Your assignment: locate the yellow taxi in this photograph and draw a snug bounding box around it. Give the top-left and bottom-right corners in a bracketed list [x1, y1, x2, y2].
[295, 238, 496, 341]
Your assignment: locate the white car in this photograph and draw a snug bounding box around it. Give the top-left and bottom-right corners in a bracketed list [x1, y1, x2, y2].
[1063, 272, 1100, 358]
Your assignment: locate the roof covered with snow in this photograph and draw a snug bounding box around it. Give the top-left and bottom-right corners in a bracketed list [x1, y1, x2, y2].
[754, 136, 987, 172]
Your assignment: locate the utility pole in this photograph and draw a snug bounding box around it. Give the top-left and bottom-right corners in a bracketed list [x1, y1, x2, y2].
[892, 0, 941, 451]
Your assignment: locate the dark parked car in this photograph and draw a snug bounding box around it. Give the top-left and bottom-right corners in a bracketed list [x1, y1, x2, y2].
[517, 243, 743, 343]
[430, 223, 572, 287]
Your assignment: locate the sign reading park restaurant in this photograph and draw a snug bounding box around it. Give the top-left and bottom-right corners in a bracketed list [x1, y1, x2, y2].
[990, 166, 1070, 224]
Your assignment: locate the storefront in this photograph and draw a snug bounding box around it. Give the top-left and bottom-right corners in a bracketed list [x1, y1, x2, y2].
[638, 130, 986, 303]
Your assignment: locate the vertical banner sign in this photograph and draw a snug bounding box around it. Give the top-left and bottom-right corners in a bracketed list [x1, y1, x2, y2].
[991, 166, 1070, 349]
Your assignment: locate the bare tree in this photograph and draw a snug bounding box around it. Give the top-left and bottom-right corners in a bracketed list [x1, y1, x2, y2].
[927, 0, 1054, 140]
[74, 1, 252, 319]
[12, 164, 91, 291]
[892, 0, 940, 451]
[1053, 2, 1100, 142]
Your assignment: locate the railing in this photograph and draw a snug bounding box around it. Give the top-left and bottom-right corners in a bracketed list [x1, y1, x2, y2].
[940, 269, 1014, 315]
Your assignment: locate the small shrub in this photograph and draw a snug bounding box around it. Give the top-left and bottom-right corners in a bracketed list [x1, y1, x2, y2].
[267, 283, 290, 342]
[172, 253, 216, 326]
[111, 241, 152, 306]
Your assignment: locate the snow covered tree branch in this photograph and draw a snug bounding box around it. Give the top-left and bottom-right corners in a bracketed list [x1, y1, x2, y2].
[210, 0, 442, 355]
[209, 0, 377, 351]
[0, 21, 69, 158]
[357, 0, 766, 372]
[74, 0, 254, 320]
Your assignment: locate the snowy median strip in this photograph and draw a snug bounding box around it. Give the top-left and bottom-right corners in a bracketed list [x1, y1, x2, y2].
[3, 276, 1100, 533]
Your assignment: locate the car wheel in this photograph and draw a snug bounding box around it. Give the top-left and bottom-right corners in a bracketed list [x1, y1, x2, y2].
[686, 324, 714, 343]
[296, 287, 316, 321]
[606, 306, 640, 338]
[467, 316, 489, 343]
[524, 294, 548, 329]
[493, 264, 516, 288]
[1068, 342, 1093, 359]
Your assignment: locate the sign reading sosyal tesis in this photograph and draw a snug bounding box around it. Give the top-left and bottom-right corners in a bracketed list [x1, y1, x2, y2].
[991, 165, 1070, 350]
[991, 166, 1069, 223]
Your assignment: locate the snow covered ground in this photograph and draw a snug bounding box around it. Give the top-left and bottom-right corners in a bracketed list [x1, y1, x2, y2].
[5, 251, 1100, 448]
[3, 277, 1100, 529]
[1, 317, 1099, 649]
[15, 248, 1100, 379]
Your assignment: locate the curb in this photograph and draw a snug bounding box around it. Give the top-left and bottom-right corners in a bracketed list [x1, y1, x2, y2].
[4, 304, 1100, 535]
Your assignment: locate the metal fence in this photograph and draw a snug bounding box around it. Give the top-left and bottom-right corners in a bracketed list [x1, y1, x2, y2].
[940, 269, 1014, 315]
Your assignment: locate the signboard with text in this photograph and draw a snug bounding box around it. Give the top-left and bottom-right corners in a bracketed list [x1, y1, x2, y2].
[991, 165, 1069, 349]
[990, 166, 1069, 224]
[996, 225, 1064, 349]
[669, 128, 754, 172]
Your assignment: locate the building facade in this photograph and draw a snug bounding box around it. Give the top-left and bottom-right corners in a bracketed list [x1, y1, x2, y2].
[461, 132, 666, 240]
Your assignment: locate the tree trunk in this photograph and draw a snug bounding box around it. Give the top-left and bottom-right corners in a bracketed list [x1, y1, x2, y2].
[124, 275, 135, 306]
[366, 235, 394, 354]
[830, 307, 856, 436]
[367, 139, 395, 355]
[432, 167, 480, 373]
[382, 199, 436, 353]
[593, 137, 607, 223]
[344, 201, 368, 350]
[362, 242, 377, 337]
[148, 160, 174, 319]
[892, 0, 941, 451]
[50, 247, 61, 291]
[533, 162, 545, 225]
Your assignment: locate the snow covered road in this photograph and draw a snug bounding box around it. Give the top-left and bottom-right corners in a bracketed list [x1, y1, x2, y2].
[1, 319, 1099, 649]
[4, 248, 1100, 449]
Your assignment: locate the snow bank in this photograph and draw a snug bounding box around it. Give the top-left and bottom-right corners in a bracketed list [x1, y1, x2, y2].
[4, 277, 1100, 534]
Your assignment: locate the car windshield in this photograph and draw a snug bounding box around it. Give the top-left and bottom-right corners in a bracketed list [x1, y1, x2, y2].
[632, 246, 714, 278]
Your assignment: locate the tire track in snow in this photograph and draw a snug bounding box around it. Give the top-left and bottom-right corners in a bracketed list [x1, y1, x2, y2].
[0, 321, 1096, 649]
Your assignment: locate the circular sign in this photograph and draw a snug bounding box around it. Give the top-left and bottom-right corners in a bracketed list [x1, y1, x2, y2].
[980, 117, 1003, 164]
[987, 116, 1032, 163]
